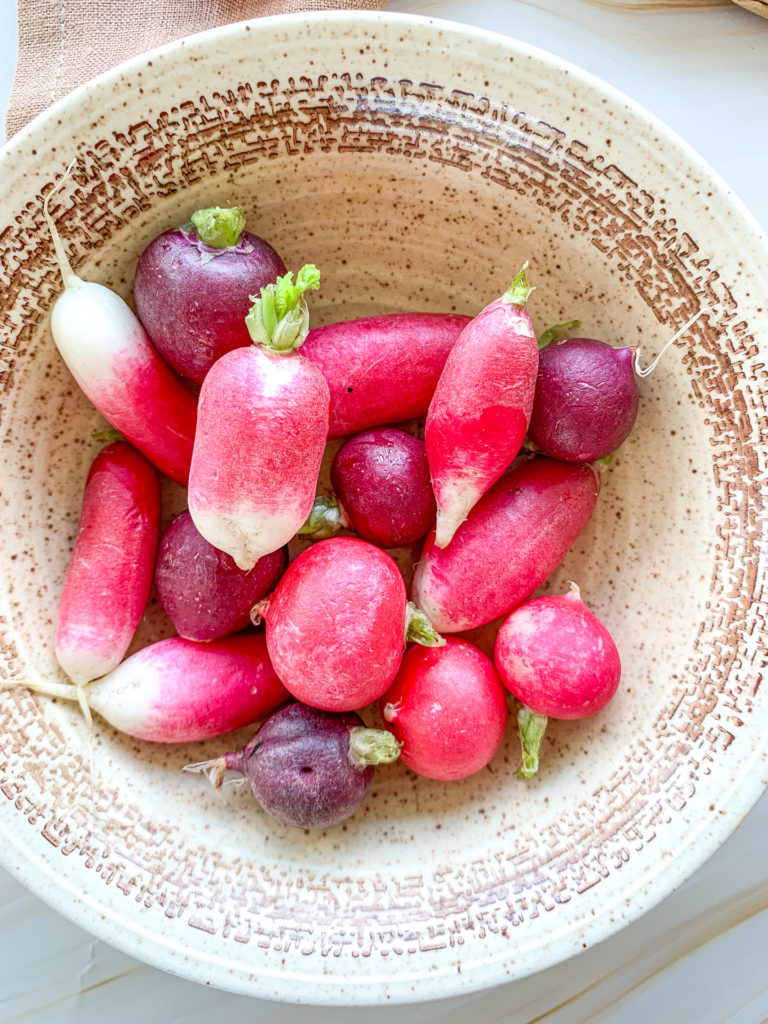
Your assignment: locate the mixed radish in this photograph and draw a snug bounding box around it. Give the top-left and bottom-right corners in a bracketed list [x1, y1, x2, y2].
[9, 171, 703, 830]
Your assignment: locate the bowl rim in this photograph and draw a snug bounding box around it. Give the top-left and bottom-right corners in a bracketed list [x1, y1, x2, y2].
[1, 7, 767, 1006]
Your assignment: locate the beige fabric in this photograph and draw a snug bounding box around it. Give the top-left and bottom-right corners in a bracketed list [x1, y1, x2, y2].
[7, 0, 388, 138]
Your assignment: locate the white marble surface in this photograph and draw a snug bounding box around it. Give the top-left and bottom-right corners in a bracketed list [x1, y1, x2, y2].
[1, 0, 767, 1020]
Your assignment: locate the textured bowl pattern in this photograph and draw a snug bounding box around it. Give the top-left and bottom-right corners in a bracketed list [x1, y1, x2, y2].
[0, 11, 766, 1005]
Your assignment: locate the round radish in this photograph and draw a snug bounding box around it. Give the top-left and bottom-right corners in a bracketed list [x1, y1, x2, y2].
[300, 428, 436, 547]
[56, 441, 160, 685]
[411, 457, 601, 633]
[381, 639, 508, 781]
[494, 583, 621, 777]
[425, 264, 538, 548]
[134, 206, 287, 382]
[188, 266, 330, 570]
[186, 702, 401, 829]
[154, 511, 288, 642]
[257, 537, 443, 712]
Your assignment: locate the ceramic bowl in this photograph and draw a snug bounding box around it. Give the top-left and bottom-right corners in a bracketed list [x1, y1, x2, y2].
[0, 11, 766, 1006]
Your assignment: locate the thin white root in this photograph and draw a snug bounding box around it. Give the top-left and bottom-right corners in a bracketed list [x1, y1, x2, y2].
[42, 158, 80, 290]
[635, 309, 706, 378]
[183, 757, 228, 789]
[566, 580, 582, 599]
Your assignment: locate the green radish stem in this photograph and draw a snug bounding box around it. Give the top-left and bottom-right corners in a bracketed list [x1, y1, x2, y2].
[538, 319, 581, 349]
[505, 261, 535, 308]
[405, 602, 445, 647]
[517, 705, 548, 778]
[190, 206, 246, 248]
[347, 727, 402, 769]
[245, 264, 321, 353]
[298, 495, 349, 539]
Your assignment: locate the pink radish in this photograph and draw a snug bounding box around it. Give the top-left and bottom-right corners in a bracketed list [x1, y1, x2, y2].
[56, 441, 160, 685]
[494, 583, 621, 777]
[257, 537, 443, 712]
[188, 266, 329, 570]
[381, 638, 508, 781]
[425, 264, 538, 548]
[134, 206, 287, 383]
[15, 633, 289, 743]
[301, 313, 470, 438]
[411, 457, 600, 633]
[43, 165, 198, 485]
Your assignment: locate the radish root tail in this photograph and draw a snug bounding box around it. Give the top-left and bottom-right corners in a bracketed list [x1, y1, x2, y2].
[42, 158, 80, 290]
[183, 757, 229, 789]
[635, 309, 705, 378]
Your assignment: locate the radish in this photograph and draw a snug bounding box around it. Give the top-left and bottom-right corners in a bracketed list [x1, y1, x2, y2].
[300, 312, 470, 438]
[256, 537, 444, 712]
[411, 457, 600, 633]
[155, 511, 288, 642]
[43, 165, 198, 485]
[381, 638, 507, 781]
[55, 441, 160, 685]
[14, 633, 289, 743]
[186, 702, 401, 829]
[494, 583, 621, 777]
[300, 427, 436, 547]
[188, 265, 330, 571]
[134, 205, 287, 383]
[425, 264, 538, 548]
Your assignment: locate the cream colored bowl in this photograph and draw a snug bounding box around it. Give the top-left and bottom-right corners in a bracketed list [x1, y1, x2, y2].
[0, 11, 766, 1005]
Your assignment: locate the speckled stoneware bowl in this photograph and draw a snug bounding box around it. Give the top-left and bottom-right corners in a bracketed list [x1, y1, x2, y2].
[0, 10, 766, 1006]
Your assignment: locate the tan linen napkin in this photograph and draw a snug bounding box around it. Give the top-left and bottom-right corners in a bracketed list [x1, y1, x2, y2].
[7, 0, 388, 138]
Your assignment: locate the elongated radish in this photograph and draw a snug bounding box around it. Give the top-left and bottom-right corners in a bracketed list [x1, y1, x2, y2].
[15, 633, 289, 743]
[494, 584, 621, 777]
[381, 638, 508, 781]
[426, 265, 538, 548]
[257, 537, 443, 712]
[56, 441, 160, 685]
[43, 166, 198, 485]
[411, 457, 600, 633]
[300, 313, 470, 438]
[186, 702, 400, 829]
[134, 206, 287, 382]
[188, 266, 329, 570]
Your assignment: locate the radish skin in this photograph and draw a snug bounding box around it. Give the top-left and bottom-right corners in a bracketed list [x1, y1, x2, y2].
[55, 442, 160, 685]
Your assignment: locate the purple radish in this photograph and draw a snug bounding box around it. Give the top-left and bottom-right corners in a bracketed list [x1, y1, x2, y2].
[494, 583, 622, 777]
[300, 427, 436, 548]
[186, 702, 401, 829]
[134, 205, 287, 382]
[155, 511, 288, 642]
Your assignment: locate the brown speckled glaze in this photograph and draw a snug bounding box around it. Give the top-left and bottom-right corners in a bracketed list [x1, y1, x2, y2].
[0, 11, 766, 1006]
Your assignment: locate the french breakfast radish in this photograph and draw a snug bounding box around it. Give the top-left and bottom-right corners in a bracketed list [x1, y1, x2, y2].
[155, 511, 288, 642]
[134, 206, 287, 382]
[301, 312, 470, 438]
[186, 702, 400, 829]
[494, 584, 621, 777]
[426, 264, 538, 548]
[411, 457, 600, 633]
[257, 537, 443, 712]
[55, 441, 160, 685]
[43, 167, 198, 485]
[381, 638, 508, 781]
[188, 266, 329, 570]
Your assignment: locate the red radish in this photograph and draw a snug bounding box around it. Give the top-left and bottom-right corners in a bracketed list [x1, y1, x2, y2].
[186, 702, 400, 829]
[188, 265, 329, 570]
[425, 264, 538, 548]
[257, 537, 443, 712]
[381, 638, 508, 781]
[300, 428, 436, 547]
[494, 583, 621, 777]
[134, 206, 287, 383]
[301, 313, 470, 438]
[55, 441, 160, 685]
[14, 633, 289, 743]
[43, 166, 198, 485]
[411, 457, 600, 633]
[154, 511, 288, 642]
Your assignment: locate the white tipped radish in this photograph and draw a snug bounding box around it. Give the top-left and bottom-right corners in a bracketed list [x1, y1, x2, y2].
[43, 163, 198, 485]
[188, 265, 330, 570]
[56, 441, 160, 685]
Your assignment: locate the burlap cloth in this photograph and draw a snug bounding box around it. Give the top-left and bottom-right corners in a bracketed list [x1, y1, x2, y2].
[7, 0, 388, 138]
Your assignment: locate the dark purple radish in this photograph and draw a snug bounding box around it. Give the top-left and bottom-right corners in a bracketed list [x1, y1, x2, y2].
[300, 428, 436, 548]
[186, 702, 400, 829]
[155, 511, 288, 642]
[134, 205, 287, 382]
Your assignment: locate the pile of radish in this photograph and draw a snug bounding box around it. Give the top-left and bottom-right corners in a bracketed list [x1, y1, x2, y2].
[14, 179, 699, 832]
